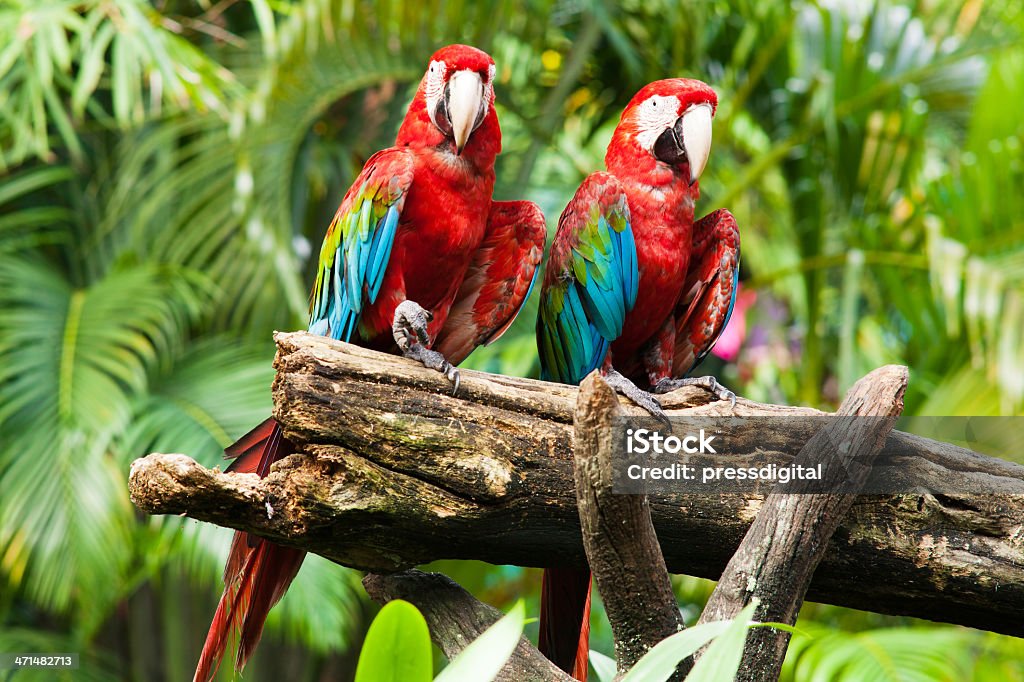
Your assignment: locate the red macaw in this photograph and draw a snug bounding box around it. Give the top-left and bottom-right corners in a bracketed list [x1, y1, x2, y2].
[535, 79, 740, 679]
[194, 44, 546, 682]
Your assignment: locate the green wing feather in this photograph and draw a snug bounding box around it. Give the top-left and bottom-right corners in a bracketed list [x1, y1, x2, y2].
[308, 149, 414, 341]
[537, 173, 638, 385]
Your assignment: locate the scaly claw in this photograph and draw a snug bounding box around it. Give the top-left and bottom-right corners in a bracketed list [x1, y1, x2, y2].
[403, 344, 460, 394]
[654, 375, 736, 408]
[392, 300, 459, 394]
[604, 368, 670, 427]
[392, 300, 433, 349]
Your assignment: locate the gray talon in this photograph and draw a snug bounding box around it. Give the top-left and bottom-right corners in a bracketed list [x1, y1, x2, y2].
[393, 300, 432, 349]
[392, 300, 460, 394]
[655, 375, 736, 407]
[604, 369, 670, 427]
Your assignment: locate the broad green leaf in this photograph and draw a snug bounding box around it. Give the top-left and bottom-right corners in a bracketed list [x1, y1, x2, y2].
[589, 649, 617, 682]
[686, 601, 759, 682]
[354, 600, 432, 682]
[619, 620, 733, 682]
[435, 600, 525, 682]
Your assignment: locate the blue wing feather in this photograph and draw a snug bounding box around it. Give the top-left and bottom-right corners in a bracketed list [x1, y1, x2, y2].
[308, 150, 412, 343]
[367, 205, 400, 303]
[619, 224, 639, 308]
[537, 175, 638, 386]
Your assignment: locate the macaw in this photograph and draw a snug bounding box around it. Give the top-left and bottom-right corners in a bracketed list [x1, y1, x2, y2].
[193, 44, 546, 682]
[534, 79, 740, 679]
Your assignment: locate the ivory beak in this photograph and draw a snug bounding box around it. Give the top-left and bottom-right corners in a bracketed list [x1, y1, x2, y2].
[681, 104, 713, 184]
[447, 70, 484, 154]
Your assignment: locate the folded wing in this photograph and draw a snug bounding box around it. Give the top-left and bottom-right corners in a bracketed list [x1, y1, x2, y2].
[435, 200, 546, 365]
[536, 172, 638, 385]
[308, 148, 414, 342]
[673, 208, 740, 375]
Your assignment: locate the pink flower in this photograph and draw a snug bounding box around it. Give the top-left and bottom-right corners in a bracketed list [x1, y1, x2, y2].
[712, 285, 756, 362]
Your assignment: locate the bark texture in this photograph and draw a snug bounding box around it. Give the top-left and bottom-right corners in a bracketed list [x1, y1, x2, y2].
[129, 332, 1024, 639]
[572, 373, 684, 672]
[696, 365, 907, 681]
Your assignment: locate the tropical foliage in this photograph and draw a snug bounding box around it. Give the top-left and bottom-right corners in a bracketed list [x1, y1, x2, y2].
[352, 599, 527, 682]
[1, 0, 1021, 680]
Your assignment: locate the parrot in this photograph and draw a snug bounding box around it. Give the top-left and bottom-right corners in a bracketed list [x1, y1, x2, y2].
[193, 44, 546, 682]
[534, 78, 740, 679]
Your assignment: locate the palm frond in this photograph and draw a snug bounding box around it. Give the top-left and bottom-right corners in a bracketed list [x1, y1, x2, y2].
[0, 0, 239, 168]
[0, 165, 73, 253]
[0, 257, 204, 615]
[781, 624, 1004, 682]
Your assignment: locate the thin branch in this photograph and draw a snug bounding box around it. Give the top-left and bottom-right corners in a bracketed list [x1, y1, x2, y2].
[572, 372, 684, 671]
[696, 365, 908, 681]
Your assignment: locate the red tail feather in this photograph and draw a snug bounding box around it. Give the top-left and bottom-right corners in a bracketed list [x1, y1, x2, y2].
[193, 418, 307, 682]
[236, 542, 305, 668]
[539, 568, 592, 681]
[224, 417, 280, 471]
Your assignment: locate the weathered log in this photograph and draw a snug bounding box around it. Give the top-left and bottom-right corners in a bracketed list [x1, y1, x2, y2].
[572, 373, 683, 672]
[697, 365, 906, 681]
[129, 331, 1024, 638]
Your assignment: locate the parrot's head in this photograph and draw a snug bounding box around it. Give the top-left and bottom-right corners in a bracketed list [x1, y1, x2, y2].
[608, 79, 718, 186]
[399, 44, 498, 159]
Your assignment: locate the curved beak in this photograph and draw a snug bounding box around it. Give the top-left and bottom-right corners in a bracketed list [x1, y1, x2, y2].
[652, 103, 714, 185]
[445, 70, 485, 155]
[680, 104, 713, 185]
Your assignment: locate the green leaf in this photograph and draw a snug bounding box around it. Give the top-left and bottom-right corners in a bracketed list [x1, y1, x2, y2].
[354, 600, 433, 682]
[0, 258, 204, 617]
[752, 621, 810, 638]
[589, 649, 617, 682]
[618, 620, 734, 682]
[435, 600, 525, 682]
[686, 601, 759, 682]
[72, 20, 116, 117]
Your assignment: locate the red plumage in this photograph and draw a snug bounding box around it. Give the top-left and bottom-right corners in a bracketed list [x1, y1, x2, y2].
[537, 78, 739, 682]
[194, 419, 304, 682]
[539, 568, 592, 680]
[604, 80, 716, 369]
[436, 200, 546, 363]
[195, 44, 545, 682]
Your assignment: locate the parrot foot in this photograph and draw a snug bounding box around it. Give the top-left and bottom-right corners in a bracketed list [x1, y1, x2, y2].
[604, 369, 670, 426]
[392, 300, 433, 347]
[654, 375, 736, 408]
[393, 300, 460, 394]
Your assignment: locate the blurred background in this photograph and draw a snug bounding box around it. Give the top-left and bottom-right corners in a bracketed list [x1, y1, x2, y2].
[1, 0, 1022, 679]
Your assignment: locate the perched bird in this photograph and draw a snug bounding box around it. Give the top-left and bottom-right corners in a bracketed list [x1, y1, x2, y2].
[535, 78, 740, 679]
[194, 44, 546, 682]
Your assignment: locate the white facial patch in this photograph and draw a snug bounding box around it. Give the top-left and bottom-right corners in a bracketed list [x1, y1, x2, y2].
[425, 60, 447, 127]
[634, 95, 682, 151]
[486, 63, 496, 106]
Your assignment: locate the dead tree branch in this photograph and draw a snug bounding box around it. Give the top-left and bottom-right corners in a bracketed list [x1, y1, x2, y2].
[129, 332, 1024, 640]
[572, 372, 684, 672]
[696, 365, 907, 681]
